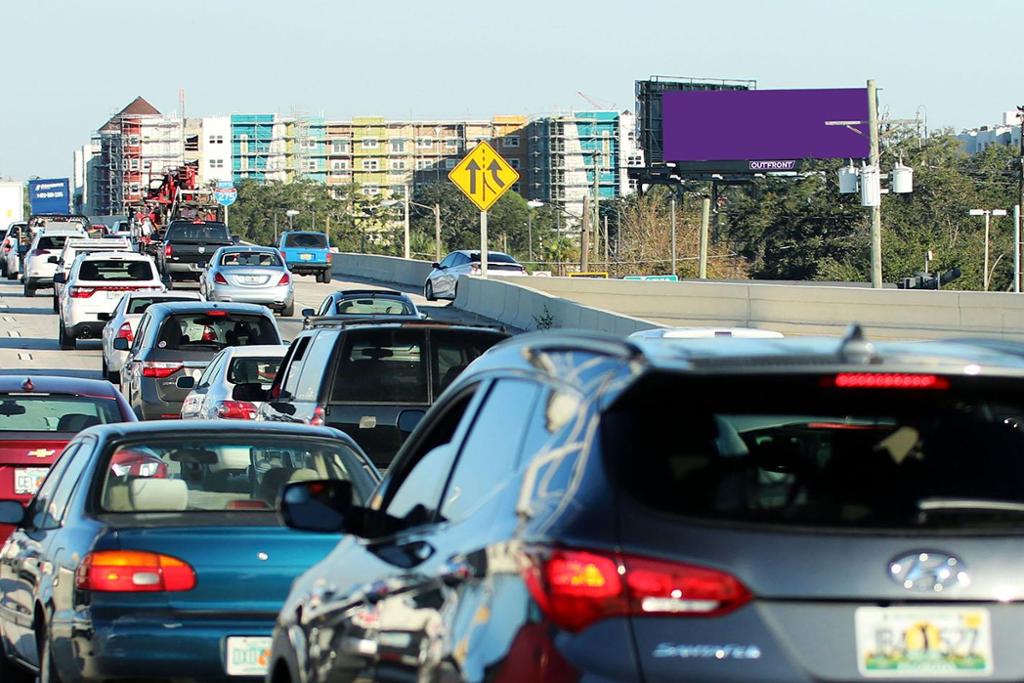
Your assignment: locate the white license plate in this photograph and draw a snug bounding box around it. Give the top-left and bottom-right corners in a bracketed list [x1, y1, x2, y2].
[14, 467, 49, 495]
[855, 606, 992, 677]
[299, 253, 313, 261]
[225, 636, 272, 676]
[241, 276, 264, 284]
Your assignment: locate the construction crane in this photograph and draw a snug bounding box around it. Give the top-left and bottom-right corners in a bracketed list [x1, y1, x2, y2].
[577, 91, 618, 110]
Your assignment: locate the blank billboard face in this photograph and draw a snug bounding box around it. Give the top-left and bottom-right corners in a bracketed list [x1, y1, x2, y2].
[663, 88, 870, 162]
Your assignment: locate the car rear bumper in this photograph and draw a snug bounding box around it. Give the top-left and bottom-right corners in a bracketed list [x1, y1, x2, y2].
[208, 285, 293, 308]
[286, 263, 329, 275]
[138, 378, 186, 419]
[68, 321, 105, 339]
[24, 276, 53, 287]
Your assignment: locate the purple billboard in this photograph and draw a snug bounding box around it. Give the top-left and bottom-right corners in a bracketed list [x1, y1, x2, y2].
[663, 88, 870, 163]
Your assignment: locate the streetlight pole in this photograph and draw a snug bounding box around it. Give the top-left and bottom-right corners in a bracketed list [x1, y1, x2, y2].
[868, 79, 883, 288]
[286, 209, 298, 231]
[969, 208, 1008, 291]
[402, 185, 411, 260]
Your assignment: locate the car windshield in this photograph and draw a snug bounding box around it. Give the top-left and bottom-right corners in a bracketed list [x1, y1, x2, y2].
[98, 436, 375, 514]
[220, 251, 281, 267]
[157, 313, 280, 351]
[331, 328, 427, 404]
[0, 394, 121, 432]
[127, 296, 197, 315]
[37, 236, 70, 250]
[79, 259, 155, 281]
[284, 233, 328, 248]
[165, 222, 229, 241]
[335, 297, 415, 316]
[227, 356, 282, 385]
[606, 373, 1024, 531]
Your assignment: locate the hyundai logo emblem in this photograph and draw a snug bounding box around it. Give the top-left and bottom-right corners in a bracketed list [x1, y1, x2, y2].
[889, 551, 969, 593]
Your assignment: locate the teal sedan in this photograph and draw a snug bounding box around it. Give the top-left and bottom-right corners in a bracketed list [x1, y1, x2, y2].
[0, 421, 378, 682]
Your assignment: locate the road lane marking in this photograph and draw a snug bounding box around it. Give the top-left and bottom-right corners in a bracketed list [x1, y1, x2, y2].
[17, 353, 32, 361]
[8, 330, 20, 337]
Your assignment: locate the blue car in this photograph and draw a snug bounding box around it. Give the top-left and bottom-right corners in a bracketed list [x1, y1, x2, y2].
[277, 231, 332, 283]
[0, 420, 378, 682]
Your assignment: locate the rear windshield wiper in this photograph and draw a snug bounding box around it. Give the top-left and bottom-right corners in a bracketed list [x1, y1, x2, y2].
[917, 497, 1024, 514]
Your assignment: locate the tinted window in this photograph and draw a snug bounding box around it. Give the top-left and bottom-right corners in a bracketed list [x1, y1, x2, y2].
[220, 251, 281, 267]
[37, 236, 70, 250]
[165, 222, 229, 241]
[30, 443, 79, 528]
[284, 233, 328, 248]
[335, 297, 414, 316]
[440, 380, 539, 523]
[607, 373, 1024, 531]
[78, 259, 155, 281]
[280, 337, 310, 398]
[228, 356, 282, 386]
[468, 252, 517, 264]
[156, 313, 279, 351]
[0, 395, 121, 432]
[331, 329, 427, 404]
[295, 334, 336, 401]
[127, 296, 196, 315]
[432, 329, 504, 395]
[99, 436, 375, 514]
[45, 441, 93, 527]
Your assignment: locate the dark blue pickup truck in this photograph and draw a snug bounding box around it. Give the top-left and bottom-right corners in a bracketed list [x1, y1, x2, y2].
[278, 231, 331, 283]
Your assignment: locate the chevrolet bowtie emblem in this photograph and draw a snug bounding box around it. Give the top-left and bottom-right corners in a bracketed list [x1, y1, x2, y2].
[27, 449, 55, 459]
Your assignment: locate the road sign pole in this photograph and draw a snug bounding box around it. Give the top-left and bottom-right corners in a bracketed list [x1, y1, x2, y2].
[868, 79, 883, 288]
[480, 211, 488, 278]
[224, 204, 229, 230]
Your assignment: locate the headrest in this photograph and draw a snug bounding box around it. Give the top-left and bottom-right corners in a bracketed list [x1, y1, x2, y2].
[288, 468, 320, 483]
[129, 478, 188, 512]
[57, 413, 101, 432]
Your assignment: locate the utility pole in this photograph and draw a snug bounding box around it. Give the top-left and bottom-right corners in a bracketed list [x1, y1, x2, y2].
[592, 151, 601, 265]
[1017, 104, 1024, 292]
[603, 215, 609, 267]
[580, 194, 590, 272]
[402, 185, 411, 259]
[527, 211, 533, 263]
[868, 79, 882, 288]
[669, 192, 677, 276]
[699, 195, 711, 279]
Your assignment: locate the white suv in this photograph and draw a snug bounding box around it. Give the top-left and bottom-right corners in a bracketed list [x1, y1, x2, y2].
[51, 237, 132, 313]
[57, 252, 164, 350]
[22, 226, 87, 297]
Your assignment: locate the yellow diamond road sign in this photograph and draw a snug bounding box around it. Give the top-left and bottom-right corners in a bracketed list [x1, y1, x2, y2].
[448, 140, 520, 212]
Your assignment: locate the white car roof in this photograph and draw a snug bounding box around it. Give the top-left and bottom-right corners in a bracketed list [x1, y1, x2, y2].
[36, 226, 86, 236]
[78, 251, 155, 262]
[629, 327, 785, 339]
[65, 238, 130, 251]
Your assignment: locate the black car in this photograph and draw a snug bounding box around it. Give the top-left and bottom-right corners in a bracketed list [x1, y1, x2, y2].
[301, 289, 424, 328]
[269, 328, 1024, 682]
[253, 320, 507, 468]
[158, 220, 236, 283]
[117, 301, 282, 419]
[0, 420, 378, 683]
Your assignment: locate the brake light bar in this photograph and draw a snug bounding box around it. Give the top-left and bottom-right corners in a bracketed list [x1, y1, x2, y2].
[140, 361, 183, 378]
[76, 550, 196, 592]
[206, 309, 228, 316]
[830, 373, 950, 390]
[522, 547, 751, 632]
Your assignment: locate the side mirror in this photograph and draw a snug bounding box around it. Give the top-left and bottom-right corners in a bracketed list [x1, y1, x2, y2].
[96, 312, 111, 322]
[233, 382, 269, 402]
[112, 338, 130, 351]
[431, 262, 442, 270]
[231, 235, 241, 245]
[0, 501, 25, 526]
[398, 409, 426, 436]
[279, 479, 354, 533]
[176, 376, 196, 390]
[47, 256, 59, 264]
[301, 308, 315, 318]
[53, 273, 66, 284]
[418, 312, 428, 320]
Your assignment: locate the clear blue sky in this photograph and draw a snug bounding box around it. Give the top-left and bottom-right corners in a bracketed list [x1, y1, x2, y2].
[1, 0, 1019, 180]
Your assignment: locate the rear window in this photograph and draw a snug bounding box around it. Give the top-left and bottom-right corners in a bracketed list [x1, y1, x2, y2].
[335, 297, 415, 316]
[127, 296, 197, 315]
[606, 373, 1024, 531]
[37, 236, 69, 250]
[432, 329, 504, 394]
[157, 313, 280, 351]
[98, 436, 375, 514]
[227, 356, 282, 385]
[284, 233, 328, 249]
[469, 252, 517, 264]
[220, 251, 281, 267]
[79, 259, 155, 282]
[331, 329, 427, 403]
[165, 222, 229, 241]
[0, 395, 121, 432]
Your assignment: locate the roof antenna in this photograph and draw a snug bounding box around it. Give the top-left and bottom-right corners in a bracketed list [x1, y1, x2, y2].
[839, 323, 877, 363]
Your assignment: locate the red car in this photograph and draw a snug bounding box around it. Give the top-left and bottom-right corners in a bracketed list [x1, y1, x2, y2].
[0, 376, 135, 539]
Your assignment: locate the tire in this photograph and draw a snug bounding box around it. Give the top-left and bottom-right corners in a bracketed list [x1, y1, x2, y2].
[101, 356, 119, 384]
[424, 281, 436, 302]
[0, 634, 31, 683]
[318, 270, 331, 284]
[6, 266, 15, 281]
[22, 283, 33, 298]
[58, 322, 75, 350]
[281, 301, 294, 317]
[0, 260, 6, 278]
[52, 293, 59, 313]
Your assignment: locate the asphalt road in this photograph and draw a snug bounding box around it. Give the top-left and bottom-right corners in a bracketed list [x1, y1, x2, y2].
[0, 271, 484, 381]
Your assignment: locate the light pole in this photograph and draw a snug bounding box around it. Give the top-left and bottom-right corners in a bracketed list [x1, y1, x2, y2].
[969, 208, 1008, 291]
[526, 200, 544, 263]
[405, 193, 443, 262]
[285, 209, 299, 231]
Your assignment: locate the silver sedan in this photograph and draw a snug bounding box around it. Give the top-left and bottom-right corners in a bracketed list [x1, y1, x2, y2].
[200, 246, 295, 316]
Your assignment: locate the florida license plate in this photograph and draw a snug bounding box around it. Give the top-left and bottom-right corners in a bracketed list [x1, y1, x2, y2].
[299, 253, 313, 261]
[855, 606, 992, 677]
[14, 467, 49, 495]
[225, 636, 272, 676]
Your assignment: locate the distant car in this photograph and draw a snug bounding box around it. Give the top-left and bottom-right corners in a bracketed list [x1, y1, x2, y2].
[2, 222, 28, 280]
[57, 251, 164, 350]
[101, 290, 204, 383]
[51, 236, 132, 312]
[117, 301, 283, 420]
[25, 213, 89, 238]
[22, 226, 88, 297]
[301, 288, 423, 325]
[256, 319, 508, 468]
[0, 375, 134, 542]
[424, 249, 527, 300]
[180, 345, 286, 420]
[0, 420, 378, 683]
[199, 245, 295, 316]
[0, 222, 24, 278]
[630, 327, 785, 339]
[278, 231, 332, 283]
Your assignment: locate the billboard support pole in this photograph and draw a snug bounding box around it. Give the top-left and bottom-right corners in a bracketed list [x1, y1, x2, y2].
[868, 79, 882, 288]
[669, 192, 677, 276]
[699, 195, 710, 279]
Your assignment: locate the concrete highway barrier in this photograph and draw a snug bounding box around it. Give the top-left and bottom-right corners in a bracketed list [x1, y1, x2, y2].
[331, 253, 434, 290]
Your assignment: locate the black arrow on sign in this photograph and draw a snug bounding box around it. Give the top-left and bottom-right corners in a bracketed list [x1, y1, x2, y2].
[488, 160, 506, 188]
[465, 159, 481, 194]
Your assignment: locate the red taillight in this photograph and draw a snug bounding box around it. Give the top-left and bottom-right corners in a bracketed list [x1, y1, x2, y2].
[75, 550, 196, 592]
[310, 405, 325, 426]
[326, 252, 332, 263]
[164, 244, 173, 258]
[69, 287, 95, 298]
[140, 361, 183, 378]
[830, 373, 949, 390]
[522, 548, 751, 633]
[280, 250, 287, 262]
[279, 272, 291, 286]
[117, 322, 134, 343]
[214, 272, 228, 285]
[215, 400, 258, 420]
